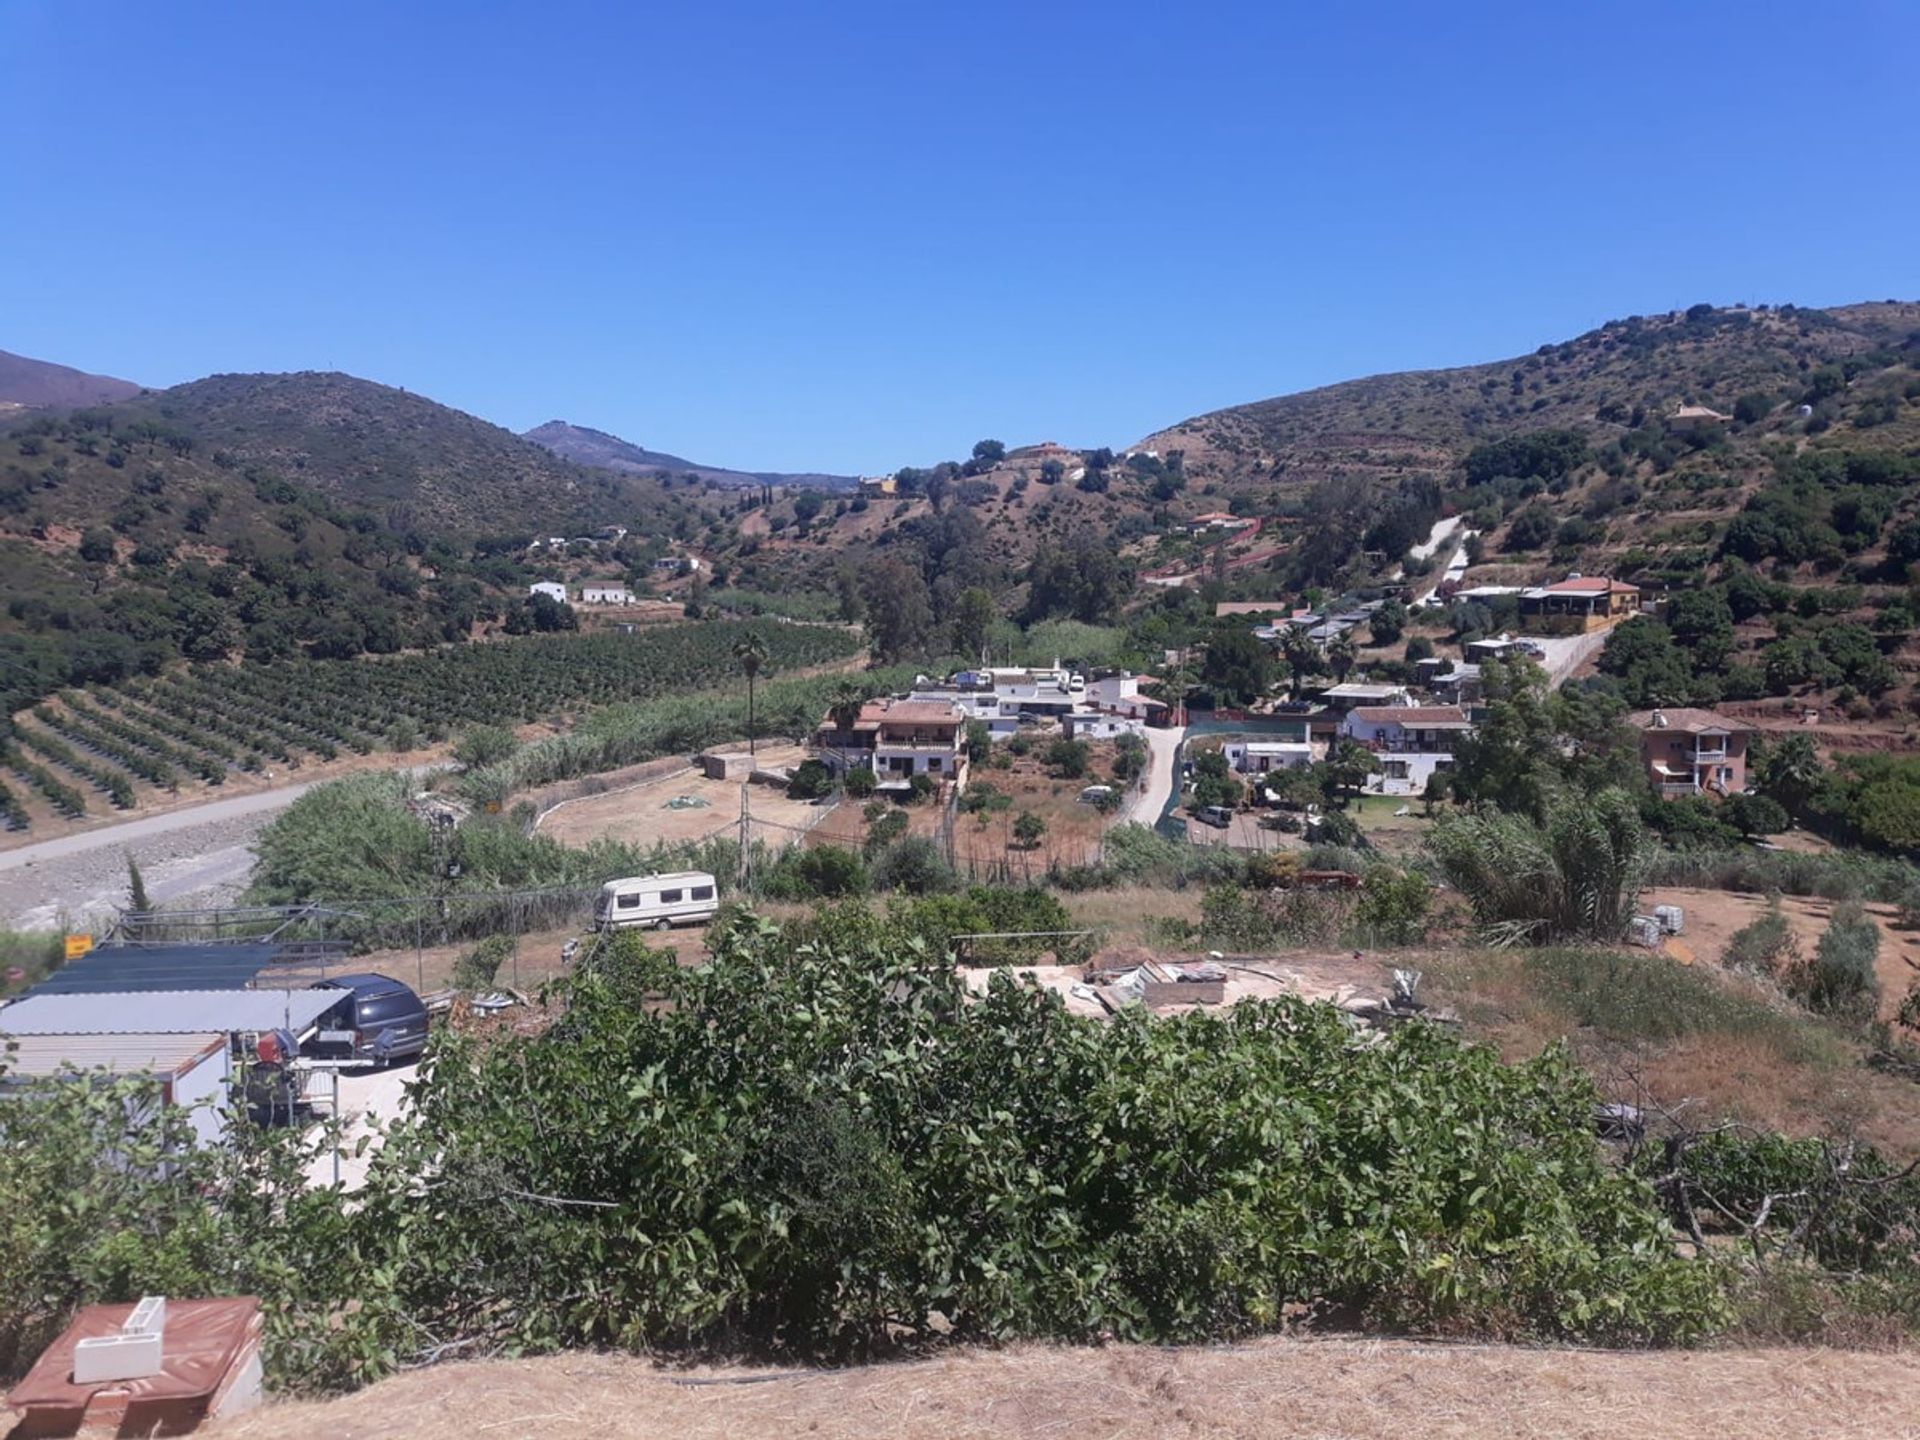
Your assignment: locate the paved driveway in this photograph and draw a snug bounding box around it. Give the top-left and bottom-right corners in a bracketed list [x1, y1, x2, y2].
[1119, 724, 1186, 828]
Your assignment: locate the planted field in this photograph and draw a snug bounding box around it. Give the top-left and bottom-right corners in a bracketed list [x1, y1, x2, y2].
[1, 620, 862, 830]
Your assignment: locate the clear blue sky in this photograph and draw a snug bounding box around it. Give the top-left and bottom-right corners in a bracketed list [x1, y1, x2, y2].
[2, 1, 1914, 475]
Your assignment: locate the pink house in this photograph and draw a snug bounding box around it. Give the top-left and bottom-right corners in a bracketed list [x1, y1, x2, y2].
[1629, 707, 1750, 798]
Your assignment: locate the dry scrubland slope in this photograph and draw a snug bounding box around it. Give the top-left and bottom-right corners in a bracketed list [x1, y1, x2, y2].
[1143, 301, 1920, 493]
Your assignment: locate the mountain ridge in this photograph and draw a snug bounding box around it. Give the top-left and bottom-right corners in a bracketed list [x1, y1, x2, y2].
[1139, 300, 1920, 493]
[0, 348, 142, 411]
[524, 418, 858, 490]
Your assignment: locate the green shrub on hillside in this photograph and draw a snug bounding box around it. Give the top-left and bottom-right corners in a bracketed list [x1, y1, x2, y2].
[1427, 788, 1646, 946]
[1790, 901, 1882, 1021]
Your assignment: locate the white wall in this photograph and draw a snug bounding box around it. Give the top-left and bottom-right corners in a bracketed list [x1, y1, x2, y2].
[169, 1046, 233, 1149]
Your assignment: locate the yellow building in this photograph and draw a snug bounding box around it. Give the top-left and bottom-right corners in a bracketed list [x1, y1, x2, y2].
[1517, 576, 1640, 635]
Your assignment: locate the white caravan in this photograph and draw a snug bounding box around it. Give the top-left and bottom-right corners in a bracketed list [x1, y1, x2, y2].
[594, 871, 720, 930]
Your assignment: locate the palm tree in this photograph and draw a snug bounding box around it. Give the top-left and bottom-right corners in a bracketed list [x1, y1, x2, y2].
[732, 633, 769, 755]
[1280, 628, 1320, 698]
[1754, 732, 1822, 820]
[827, 678, 868, 734]
[1328, 633, 1357, 682]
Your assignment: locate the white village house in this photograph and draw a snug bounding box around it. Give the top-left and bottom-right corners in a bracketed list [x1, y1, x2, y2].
[1062, 710, 1144, 741]
[1085, 672, 1170, 724]
[527, 581, 569, 604]
[905, 666, 1084, 740]
[1223, 739, 1315, 775]
[580, 582, 635, 604]
[1340, 704, 1475, 796]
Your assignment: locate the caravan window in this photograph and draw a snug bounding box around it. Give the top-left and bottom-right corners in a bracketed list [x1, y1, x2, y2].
[659, 889, 684, 904]
[616, 893, 641, 910]
[691, 885, 714, 901]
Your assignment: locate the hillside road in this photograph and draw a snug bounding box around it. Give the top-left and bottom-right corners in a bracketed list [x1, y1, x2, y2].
[1120, 724, 1186, 829]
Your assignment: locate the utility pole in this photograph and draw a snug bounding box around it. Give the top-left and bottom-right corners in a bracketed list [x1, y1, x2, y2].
[738, 784, 752, 893]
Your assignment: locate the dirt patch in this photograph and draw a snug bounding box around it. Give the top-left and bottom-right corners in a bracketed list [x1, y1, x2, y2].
[1644, 886, 1920, 1024]
[200, 1338, 1920, 1440]
[955, 741, 1134, 877]
[536, 744, 825, 851]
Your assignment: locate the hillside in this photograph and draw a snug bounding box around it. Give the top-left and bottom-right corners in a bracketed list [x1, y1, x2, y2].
[1143, 301, 1920, 495]
[525, 418, 858, 490]
[0, 347, 141, 412]
[133, 373, 698, 537]
[0, 374, 730, 716]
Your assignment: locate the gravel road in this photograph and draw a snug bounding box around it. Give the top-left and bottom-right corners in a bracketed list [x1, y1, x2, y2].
[0, 781, 331, 931]
[0, 808, 278, 931]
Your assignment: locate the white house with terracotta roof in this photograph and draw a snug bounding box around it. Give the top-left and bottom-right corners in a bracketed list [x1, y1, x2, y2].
[1340, 704, 1475, 796]
[1670, 403, 1733, 434]
[1086, 672, 1169, 723]
[813, 698, 969, 791]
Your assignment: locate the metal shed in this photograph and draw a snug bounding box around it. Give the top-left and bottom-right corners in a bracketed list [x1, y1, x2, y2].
[29, 943, 290, 995]
[0, 988, 346, 1037]
[0, 1032, 234, 1148]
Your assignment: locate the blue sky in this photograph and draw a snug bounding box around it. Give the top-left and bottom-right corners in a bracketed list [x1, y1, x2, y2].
[2, 1, 1914, 474]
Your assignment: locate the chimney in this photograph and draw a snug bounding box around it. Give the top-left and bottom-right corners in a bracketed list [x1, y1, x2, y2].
[1652, 709, 1668, 728]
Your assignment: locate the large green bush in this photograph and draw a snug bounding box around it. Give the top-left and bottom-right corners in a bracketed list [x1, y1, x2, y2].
[1427, 788, 1646, 945]
[360, 910, 1724, 1358]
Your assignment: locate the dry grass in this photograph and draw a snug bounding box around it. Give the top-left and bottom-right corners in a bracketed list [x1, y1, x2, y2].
[1064, 886, 1204, 946]
[1427, 946, 1920, 1159]
[202, 1338, 1920, 1440]
[1644, 885, 1920, 1026]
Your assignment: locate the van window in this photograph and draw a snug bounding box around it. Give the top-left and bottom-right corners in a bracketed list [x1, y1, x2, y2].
[691, 885, 714, 901]
[659, 889, 683, 904]
[616, 893, 640, 910]
[358, 992, 422, 1026]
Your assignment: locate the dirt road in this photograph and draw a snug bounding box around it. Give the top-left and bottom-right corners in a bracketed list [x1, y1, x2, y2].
[1120, 724, 1186, 829]
[0, 766, 443, 930]
[0, 784, 323, 930]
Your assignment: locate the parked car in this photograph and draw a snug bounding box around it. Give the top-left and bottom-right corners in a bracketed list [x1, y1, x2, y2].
[308, 973, 431, 1064]
[1195, 805, 1233, 829]
[1077, 785, 1116, 805]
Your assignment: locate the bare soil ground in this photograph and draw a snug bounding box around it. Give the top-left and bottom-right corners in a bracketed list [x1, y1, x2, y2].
[347, 924, 585, 996]
[536, 744, 823, 850]
[955, 741, 1131, 875]
[201, 1338, 1920, 1440]
[1644, 885, 1920, 1024]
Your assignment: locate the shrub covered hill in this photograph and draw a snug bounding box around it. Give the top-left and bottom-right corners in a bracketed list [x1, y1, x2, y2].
[1143, 301, 1919, 497]
[0, 370, 719, 714]
[719, 300, 1920, 622]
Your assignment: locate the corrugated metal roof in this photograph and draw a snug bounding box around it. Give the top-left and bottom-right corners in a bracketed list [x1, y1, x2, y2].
[0, 988, 346, 1037]
[29, 943, 287, 995]
[0, 1032, 227, 1080]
